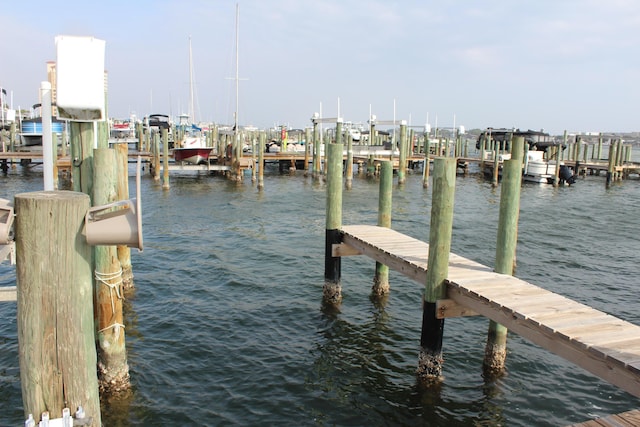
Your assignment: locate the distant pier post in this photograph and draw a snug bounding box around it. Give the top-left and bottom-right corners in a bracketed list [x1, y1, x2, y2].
[10, 122, 17, 169]
[422, 152, 430, 188]
[372, 160, 393, 297]
[152, 131, 160, 181]
[304, 127, 311, 177]
[136, 122, 143, 152]
[417, 157, 456, 385]
[258, 132, 265, 190]
[597, 133, 603, 160]
[162, 128, 170, 190]
[234, 131, 242, 182]
[554, 131, 567, 186]
[251, 135, 257, 183]
[616, 140, 624, 180]
[323, 125, 343, 304]
[492, 136, 501, 187]
[483, 145, 523, 377]
[345, 129, 354, 190]
[398, 121, 407, 184]
[93, 148, 131, 393]
[312, 119, 321, 180]
[16, 191, 101, 425]
[606, 141, 616, 187]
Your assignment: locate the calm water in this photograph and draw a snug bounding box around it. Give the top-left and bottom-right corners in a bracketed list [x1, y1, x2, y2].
[0, 160, 639, 426]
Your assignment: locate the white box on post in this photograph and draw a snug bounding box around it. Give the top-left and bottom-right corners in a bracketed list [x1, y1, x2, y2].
[55, 36, 106, 121]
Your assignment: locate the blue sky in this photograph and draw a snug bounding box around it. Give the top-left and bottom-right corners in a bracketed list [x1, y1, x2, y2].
[1, 0, 638, 135]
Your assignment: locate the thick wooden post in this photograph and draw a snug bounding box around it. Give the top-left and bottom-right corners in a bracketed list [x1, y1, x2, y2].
[16, 191, 101, 425]
[417, 157, 456, 385]
[372, 161, 392, 296]
[93, 148, 130, 393]
[483, 157, 522, 378]
[398, 121, 407, 184]
[324, 130, 343, 304]
[114, 143, 133, 288]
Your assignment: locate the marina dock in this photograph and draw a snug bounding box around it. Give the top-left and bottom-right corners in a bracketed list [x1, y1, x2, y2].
[337, 224, 640, 422]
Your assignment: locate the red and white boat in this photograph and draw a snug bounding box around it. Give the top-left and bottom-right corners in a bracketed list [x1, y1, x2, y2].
[173, 136, 213, 165]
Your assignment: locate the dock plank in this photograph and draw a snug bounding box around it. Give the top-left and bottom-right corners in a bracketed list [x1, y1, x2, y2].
[339, 224, 640, 399]
[568, 409, 640, 427]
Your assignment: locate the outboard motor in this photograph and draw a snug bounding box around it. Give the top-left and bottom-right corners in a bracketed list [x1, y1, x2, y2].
[559, 165, 576, 185]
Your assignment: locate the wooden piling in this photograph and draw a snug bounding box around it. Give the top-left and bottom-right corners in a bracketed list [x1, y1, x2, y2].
[398, 121, 407, 184]
[16, 191, 101, 425]
[372, 161, 393, 297]
[323, 135, 343, 304]
[70, 122, 95, 197]
[304, 127, 311, 177]
[492, 139, 500, 187]
[258, 132, 265, 190]
[312, 120, 321, 180]
[114, 143, 133, 289]
[422, 152, 430, 188]
[606, 141, 616, 186]
[417, 157, 456, 385]
[345, 129, 354, 190]
[482, 157, 522, 378]
[162, 128, 169, 190]
[152, 131, 160, 181]
[93, 148, 130, 394]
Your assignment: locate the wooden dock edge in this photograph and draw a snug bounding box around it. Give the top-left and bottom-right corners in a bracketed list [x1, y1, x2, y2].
[568, 409, 640, 426]
[446, 283, 640, 400]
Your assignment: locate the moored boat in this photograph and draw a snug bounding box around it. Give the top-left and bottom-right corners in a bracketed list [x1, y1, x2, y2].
[523, 150, 576, 184]
[20, 117, 66, 146]
[173, 133, 213, 165]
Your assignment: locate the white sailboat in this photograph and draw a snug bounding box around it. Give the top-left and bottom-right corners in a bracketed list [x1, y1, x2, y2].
[173, 36, 212, 165]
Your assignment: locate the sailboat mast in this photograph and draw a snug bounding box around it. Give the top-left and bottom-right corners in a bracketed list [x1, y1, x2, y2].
[189, 36, 195, 124]
[234, 3, 239, 132]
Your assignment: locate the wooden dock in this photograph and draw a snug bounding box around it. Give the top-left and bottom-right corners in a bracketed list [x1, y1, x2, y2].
[338, 224, 640, 401]
[568, 409, 640, 426]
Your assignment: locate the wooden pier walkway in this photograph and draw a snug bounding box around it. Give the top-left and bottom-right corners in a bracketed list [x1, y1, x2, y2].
[338, 224, 640, 401]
